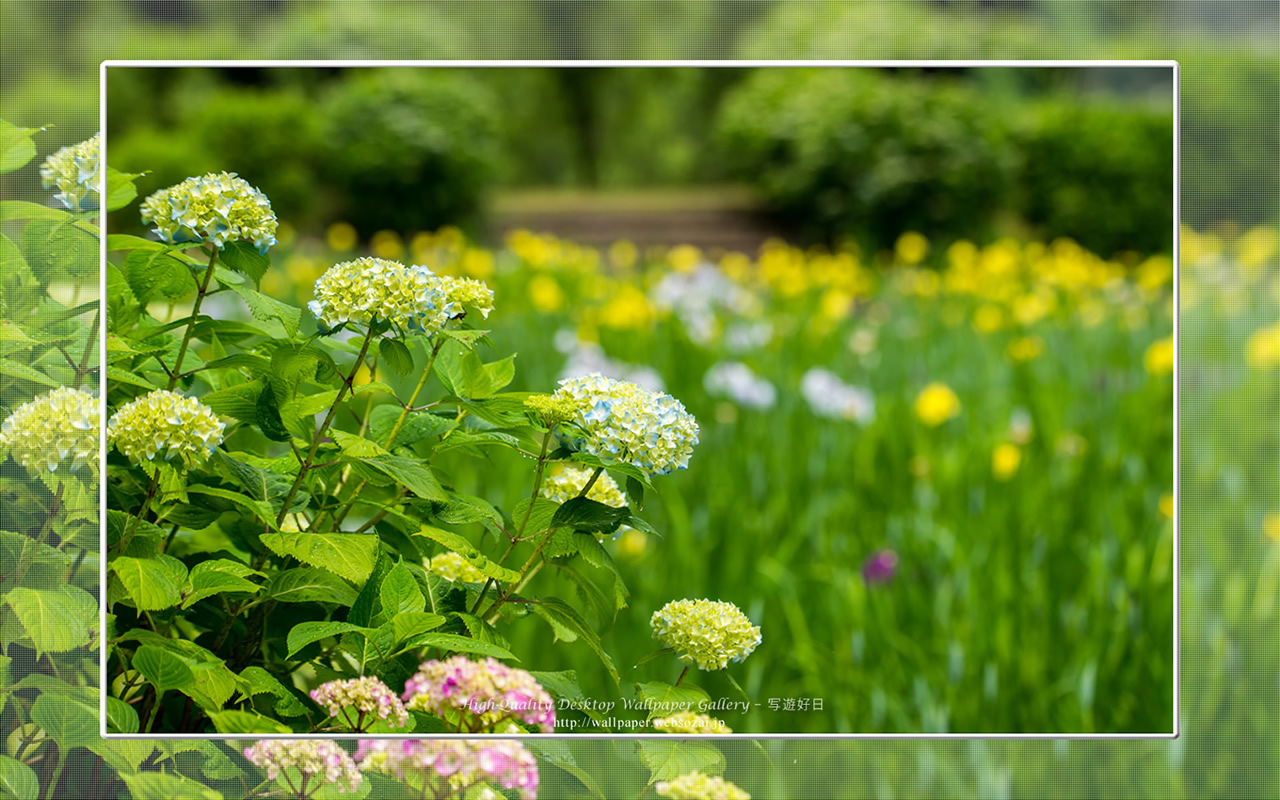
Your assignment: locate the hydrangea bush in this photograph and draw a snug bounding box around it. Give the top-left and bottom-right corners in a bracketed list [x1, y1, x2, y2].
[102, 155, 756, 754]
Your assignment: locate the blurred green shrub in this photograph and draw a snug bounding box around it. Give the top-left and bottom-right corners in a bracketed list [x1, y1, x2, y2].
[716, 68, 1174, 255]
[318, 69, 500, 235]
[715, 68, 1015, 248]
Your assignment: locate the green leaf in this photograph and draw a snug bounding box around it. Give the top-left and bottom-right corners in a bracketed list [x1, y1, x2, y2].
[409, 632, 517, 661]
[133, 645, 196, 693]
[104, 166, 144, 213]
[0, 234, 33, 289]
[532, 597, 620, 686]
[110, 554, 188, 611]
[237, 667, 308, 717]
[433, 429, 523, 456]
[202, 378, 267, 424]
[185, 485, 276, 528]
[552, 496, 630, 536]
[368, 405, 457, 448]
[0, 756, 38, 800]
[377, 561, 426, 622]
[120, 771, 223, 800]
[219, 274, 301, 338]
[524, 740, 608, 798]
[29, 693, 98, 750]
[436, 345, 516, 400]
[3, 586, 95, 654]
[22, 218, 97, 282]
[125, 249, 198, 304]
[389, 612, 447, 647]
[260, 531, 381, 584]
[182, 559, 265, 609]
[86, 739, 158, 775]
[0, 121, 40, 173]
[266, 567, 358, 606]
[626, 476, 645, 510]
[255, 385, 293, 442]
[105, 696, 140, 735]
[332, 428, 391, 458]
[414, 525, 521, 583]
[286, 621, 372, 659]
[634, 681, 712, 719]
[351, 455, 446, 501]
[0, 200, 69, 221]
[529, 670, 611, 731]
[218, 241, 270, 286]
[0, 358, 58, 387]
[107, 233, 164, 252]
[637, 739, 726, 784]
[211, 450, 305, 514]
[379, 337, 414, 376]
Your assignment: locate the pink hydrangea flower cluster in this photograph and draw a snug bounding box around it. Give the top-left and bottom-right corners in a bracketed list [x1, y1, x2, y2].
[243, 739, 362, 794]
[402, 655, 555, 733]
[310, 675, 409, 730]
[355, 739, 538, 800]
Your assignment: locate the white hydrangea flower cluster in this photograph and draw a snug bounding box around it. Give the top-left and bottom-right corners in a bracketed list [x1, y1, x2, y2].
[655, 771, 751, 800]
[552, 373, 699, 477]
[310, 676, 408, 729]
[309, 257, 495, 335]
[39, 133, 100, 212]
[243, 739, 363, 794]
[540, 463, 627, 508]
[652, 711, 733, 734]
[107, 390, 225, 469]
[651, 598, 762, 671]
[140, 171, 277, 252]
[0, 387, 99, 476]
[425, 551, 487, 584]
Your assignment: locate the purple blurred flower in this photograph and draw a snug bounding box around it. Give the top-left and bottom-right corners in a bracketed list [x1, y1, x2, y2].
[861, 549, 899, 584]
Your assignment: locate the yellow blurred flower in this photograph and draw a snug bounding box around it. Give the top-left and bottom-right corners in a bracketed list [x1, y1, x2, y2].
[914, 382, 961, 426]
[618, 528, 649, 557]
[1246, 323, 1280, 370]
[1006, 336, 1044, 362]
[1159, 494, 1174, 520]
[527, 275, 565, 313]
[1012, 291, 1053, 326]
[1235, 225, 1278, 279]
[972, 304, 1005, 333]
[1265, 513, 1280, 543]
[1143, 336, 1175, 376]
[600, 284, 654, 329]
[895, 231, 929, 265]
[370, 230, 404, 260]
[275, 220, 297, 248]
[667, 244, 702, 273]
[720, 251, 752, 283]
[992, 442, 1021, 481]
[820, 288, 853, 321]
[609, 239, 638, 270]
[327, 221, 358, 252]
[1135, 255, 1173, 290]
[462, 248, 495, 279]
[1077, 300, 1107, 328]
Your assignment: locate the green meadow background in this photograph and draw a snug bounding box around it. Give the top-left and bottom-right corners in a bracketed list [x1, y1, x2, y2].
[1, 1, 1277, 797]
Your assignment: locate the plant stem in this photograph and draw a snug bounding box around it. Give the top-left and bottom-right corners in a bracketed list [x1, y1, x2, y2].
[42, 748, 67, 800]
[9, 481, 64, 587]
[275, 330, 376, 528]
[144, 689, 165, 733]
[115, 470, 159, 555]
[168, 247, 219, 390]
[577, 466, 604, 498]
[325, 338, 445, 530]
[73, 307, 99, 389]
[675, 665, 690, 687]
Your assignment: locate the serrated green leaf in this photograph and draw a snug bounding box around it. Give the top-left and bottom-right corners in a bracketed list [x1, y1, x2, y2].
[409, 632, 517, 661]
[286, 621, 372, 659]
[0, 200, 69, 221]
[121, 771, 223, 800]
[634, 681, 711, 719]
[351, 455, 446, 501]
[3, 586, 95, 654]
[237, 667, 308, 717]
[110, 554, 188, 611]
[389, 612, 447, 647]
[552, 496, 630, 536]
[0, 756, 38, 800]
[185, 485, 276, 528]
[377, 561, 426, 622]
[260, 531, 380, 584]
[218, 241, 269, 285]
[265, 567, 358, 606]
[219, 273, 300, 338]
[379, 337, 414, 376]
[182, 559, 264, 609]
[201, 378, 267, 423]
[29, 693, 98, 749]
[0, 358, 58, 387]
[532, 597, 620, 686]
[23, 218, 97, 282]
[368, 404, 457, 448]
[637, 739, 726, 784]
[105, 697, 140, 734]
[134, 645, 196, 693]
[415, 525, 520, 582]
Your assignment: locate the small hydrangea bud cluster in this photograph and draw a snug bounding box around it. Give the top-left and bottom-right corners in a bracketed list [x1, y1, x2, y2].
[651, 598, 762, 671]
[426, 551, 487, 584]
[402, 655, 555, 733]
[243, 739, 363, 794]
[355, 739, 538, 800]
[655, 771, 751, 800]
[552, 373, 699, 476]
[107, 390, 225, 469]
[310, 676, 408, 730]
[0, 387, 99, 475]
[140, 172, 277, 253]
[39, 133, 100, 212]
[652, 711, 733, 734]
[439, 275, 495, 319]
[540, 463, 627, 508]
[523, 393, 578, 427]
[309, 257, 470, 335]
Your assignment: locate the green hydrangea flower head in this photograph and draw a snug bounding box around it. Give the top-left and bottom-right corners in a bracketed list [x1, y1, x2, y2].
[107, 389, 225, 470]
[140, 171, 277, 253]
[552, 373, 699, 476]
[40, 133, 100, 212]
[309, 257, 490, 336]
[541, 463, 626, 508]
[425, 551, 487, 584]
[655, 772, 750, 800]
[651, 598, 761, 671]
[0, 387, 100, 475]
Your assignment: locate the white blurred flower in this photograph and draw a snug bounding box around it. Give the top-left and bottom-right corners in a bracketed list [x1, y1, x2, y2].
[800, 368, 875, 423]
[703, 362, 776, 410]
